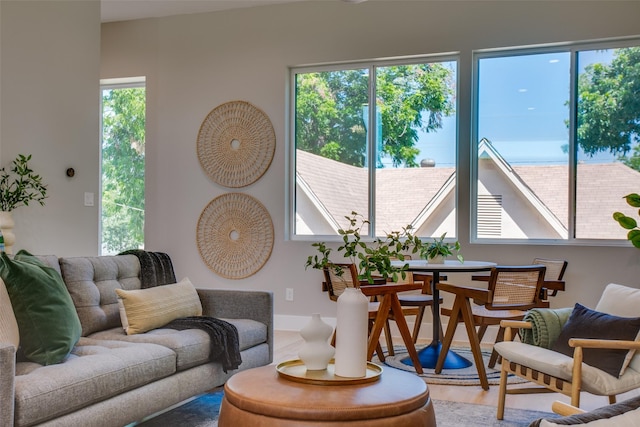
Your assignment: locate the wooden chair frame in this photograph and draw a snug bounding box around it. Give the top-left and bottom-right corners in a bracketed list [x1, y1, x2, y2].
[322, 263, 425, 374]
[435, 265, 546, 390]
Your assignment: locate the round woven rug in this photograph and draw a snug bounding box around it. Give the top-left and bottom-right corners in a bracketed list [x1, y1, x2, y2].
[197, 100, 275, 188]
[196, 193, 274, 279]
[373, 346, 528, 386]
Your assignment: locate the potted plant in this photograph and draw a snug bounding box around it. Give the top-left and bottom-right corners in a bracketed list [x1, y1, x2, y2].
[613, 193, 640, 248]
[305, 212, 420, 284]
[420, 232, 463, 264]
[0, 154, 48, 254]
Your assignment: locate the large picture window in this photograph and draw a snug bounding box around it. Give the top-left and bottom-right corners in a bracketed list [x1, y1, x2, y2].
[291, 57, 458, 239]
[473, 41, 640, 243]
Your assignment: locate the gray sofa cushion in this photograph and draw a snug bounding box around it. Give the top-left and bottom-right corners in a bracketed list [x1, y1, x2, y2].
[14, 337, 175, 427]
[89, 318, 267, 371]
[59, 256, 142, 336]
[89, 327, 210, 371]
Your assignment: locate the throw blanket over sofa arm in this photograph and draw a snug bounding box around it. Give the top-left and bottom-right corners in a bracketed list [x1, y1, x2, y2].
[0, 343, 16, 427]
[197, 289, 274, 362]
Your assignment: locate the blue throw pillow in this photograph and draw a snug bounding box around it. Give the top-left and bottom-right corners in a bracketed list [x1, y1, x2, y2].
[551, 303, 640, 377]
[0, 250, 81, 365]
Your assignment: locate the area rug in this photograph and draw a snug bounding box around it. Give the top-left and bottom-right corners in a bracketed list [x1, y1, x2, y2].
[135, 389, 556, 427]
[373, 345, 528, 386]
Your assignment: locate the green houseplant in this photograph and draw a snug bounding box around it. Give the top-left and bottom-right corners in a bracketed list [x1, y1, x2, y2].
[304, 212, 422, 284]
[0, 154, 48, 212]
[420, 232, 463, 263]
[0, 154, 48, 254]
[613, 193, 640, 248]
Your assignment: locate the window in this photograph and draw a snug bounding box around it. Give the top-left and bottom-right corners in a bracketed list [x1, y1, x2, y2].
[290, 57, 458, 239]
[473, 40, 640, 244]
[100, 78, 146, 254]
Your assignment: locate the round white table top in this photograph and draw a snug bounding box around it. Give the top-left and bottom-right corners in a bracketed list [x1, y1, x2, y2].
[391, 259, 496, 272]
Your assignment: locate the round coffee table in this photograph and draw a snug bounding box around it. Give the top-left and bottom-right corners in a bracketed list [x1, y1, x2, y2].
[219, 364, 436, 426]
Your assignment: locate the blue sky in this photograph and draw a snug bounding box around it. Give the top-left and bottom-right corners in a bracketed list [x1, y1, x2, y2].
[391, 49, 624, 168]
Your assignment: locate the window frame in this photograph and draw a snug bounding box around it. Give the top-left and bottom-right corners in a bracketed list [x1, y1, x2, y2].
[470, 37, 640, 247]
[287, 54, 460, 242]
[99, 76, 146, 255]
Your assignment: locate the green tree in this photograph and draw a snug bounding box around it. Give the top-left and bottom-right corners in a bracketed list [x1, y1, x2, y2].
[101, 87, 145, 253]
[296, 64, 455, 167]
[577, 47, 640, 166]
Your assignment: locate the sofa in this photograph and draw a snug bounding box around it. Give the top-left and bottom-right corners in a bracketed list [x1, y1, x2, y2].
[0, 253, 274, 427]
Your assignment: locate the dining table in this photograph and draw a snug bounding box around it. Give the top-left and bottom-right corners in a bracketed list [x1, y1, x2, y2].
[390, 259, 496, 370]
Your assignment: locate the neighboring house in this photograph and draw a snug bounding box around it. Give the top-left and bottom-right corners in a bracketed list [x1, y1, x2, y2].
[296, 139, 640, 240]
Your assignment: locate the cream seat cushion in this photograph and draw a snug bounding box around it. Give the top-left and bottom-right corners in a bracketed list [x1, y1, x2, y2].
[0, 278, 19, 348]
[115, 277, 202, 335]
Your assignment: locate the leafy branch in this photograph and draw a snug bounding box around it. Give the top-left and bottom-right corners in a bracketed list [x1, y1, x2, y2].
[613, 193, 640, 248]
[305, 212, 424, 283]
[0, 154, 48, 212]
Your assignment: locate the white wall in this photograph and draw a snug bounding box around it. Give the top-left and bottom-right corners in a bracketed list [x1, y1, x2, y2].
[7, 1, 638, 334]
[0, 0, 101, 256]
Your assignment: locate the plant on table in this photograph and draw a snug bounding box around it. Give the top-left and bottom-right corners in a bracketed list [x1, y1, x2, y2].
[613, 193, 640, 248]
[304, 212, 422, 284]
[420, 232, 463, 263]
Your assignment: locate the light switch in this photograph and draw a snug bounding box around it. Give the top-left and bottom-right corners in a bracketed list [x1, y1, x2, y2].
[84, 192, 94, 207]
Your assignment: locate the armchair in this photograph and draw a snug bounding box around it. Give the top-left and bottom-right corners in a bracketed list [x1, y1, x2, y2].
[495, 283, 640, 420]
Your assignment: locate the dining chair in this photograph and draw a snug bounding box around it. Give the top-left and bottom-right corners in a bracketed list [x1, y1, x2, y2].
[532, 258, 567, 307]
[323, 263, 391, 361]
[322, 263, 425, 372]
[435, 265, 546, 390]
[472, 258, 567, 309]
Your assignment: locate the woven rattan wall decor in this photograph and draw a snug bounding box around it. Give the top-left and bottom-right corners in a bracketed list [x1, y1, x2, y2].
[197, 193, 274, 279]
[197, 101, 275, 188]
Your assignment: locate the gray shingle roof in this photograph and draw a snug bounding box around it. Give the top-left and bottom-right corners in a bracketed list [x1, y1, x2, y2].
[296, 149, 640, 239]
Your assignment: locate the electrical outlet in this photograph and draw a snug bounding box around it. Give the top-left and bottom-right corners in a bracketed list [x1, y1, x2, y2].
[285, 288, 294, 301]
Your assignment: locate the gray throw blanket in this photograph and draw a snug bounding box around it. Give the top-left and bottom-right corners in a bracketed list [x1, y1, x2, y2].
[119, 249, 177, 288]
[163, 316, 242, 373]
[118, 249, 242, 372]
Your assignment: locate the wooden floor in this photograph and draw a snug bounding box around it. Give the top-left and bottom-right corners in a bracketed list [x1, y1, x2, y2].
[273, 330, 640, 414]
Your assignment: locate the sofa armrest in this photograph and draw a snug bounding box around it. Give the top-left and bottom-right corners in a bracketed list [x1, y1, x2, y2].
[0, 343, 16, 427]
[197, 289, 274, 362]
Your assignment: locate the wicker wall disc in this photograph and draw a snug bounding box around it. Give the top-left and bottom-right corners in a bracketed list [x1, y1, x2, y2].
[197, 193, 274, 279]
[197, 101, 275, 188]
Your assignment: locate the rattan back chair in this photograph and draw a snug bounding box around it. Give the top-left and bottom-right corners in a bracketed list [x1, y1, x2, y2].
[533, 258, 568, 307]
[435, 265, 547, 389]
[322, 263, 387, 360]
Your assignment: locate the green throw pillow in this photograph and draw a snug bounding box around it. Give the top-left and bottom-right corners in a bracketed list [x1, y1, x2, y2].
[0, 250, 81, 365]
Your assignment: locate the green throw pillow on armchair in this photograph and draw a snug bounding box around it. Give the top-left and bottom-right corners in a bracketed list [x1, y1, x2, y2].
[0, 250, 81, 365]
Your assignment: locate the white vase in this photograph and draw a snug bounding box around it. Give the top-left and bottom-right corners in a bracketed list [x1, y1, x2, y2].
[0, 211, 15, 255]
[429, 254, 445, 264]
[334, 287, 369, 378]
[298, 313, 335, 371]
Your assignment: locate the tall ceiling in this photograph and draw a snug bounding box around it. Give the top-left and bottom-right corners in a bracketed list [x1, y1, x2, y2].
[100, 0, 310, 23]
